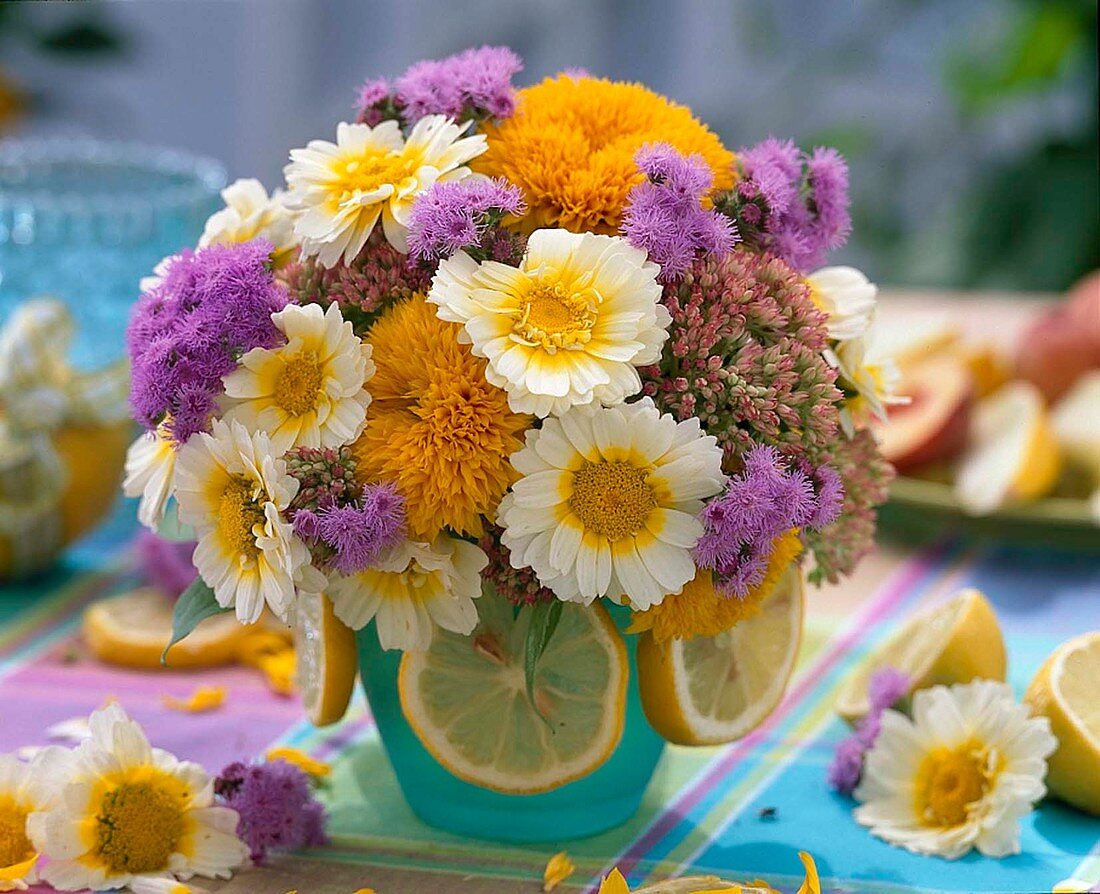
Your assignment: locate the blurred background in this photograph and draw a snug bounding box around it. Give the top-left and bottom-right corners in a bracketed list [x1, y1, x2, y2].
[2, 0, 1096, 292]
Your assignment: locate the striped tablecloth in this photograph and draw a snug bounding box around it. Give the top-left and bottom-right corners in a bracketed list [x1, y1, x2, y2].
[2, 517, 1098, 894]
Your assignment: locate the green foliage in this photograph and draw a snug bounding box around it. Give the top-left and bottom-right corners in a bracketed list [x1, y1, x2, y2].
[163, 577, 231, 665]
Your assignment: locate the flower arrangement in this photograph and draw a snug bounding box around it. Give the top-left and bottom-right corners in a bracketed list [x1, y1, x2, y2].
[122, 45, 899, 829]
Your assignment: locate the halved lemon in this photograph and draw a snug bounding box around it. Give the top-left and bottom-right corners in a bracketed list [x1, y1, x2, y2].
[398, 589, 628, 794]
[293, 591, 357, 726]
[83, 586, 248, 669]
[1024, 632, 1100, 816]
[955, 381, 1061, 515]
[636, 565, 803, 746]
[835, 587, 1006, 724]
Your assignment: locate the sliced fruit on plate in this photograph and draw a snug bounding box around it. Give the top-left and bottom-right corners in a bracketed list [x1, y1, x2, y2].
[1052, 371, 1100, 476]
[294, 591, 357, 726]
[835, 587, 1006, 725]
[398, 589, 627, 794]
[876, 354, 973, 472]
[636, 564, 803, 746]
[1024, 632, 1100, 816]
[954, 381, 1061, 515]
[84, 586, 248, 669]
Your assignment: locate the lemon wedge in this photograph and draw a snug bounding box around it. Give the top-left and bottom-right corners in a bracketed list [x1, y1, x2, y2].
[636, 565, 803, 746]
[955, 381, 1060, 514]
[83, 587, 248, 669]
[1024, 632, 1100, 816]
[835, 588, 1006, 724]
[398, 589, 628, 794]
[293, 591, 357, 727]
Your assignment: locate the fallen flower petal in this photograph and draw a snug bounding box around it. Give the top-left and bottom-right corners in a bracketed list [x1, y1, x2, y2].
[162, 685, 227, 713]
[543, 851, 576, 891]
[266, 747, 331, 779]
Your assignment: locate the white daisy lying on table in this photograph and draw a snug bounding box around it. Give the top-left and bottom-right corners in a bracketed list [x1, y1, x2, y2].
[854, 679, 1057, 859]
[26, 704, 248, 892]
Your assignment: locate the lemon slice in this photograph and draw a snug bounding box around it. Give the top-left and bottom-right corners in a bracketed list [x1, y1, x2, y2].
[83, 587, 248, 669]
[1025, 632, 1100, 816]
[293, 591, 357, 727]
[955, 381, 1060, 515]
[835, 588, 1006, 724]
[397, 589, 628, 794]
[636, 565, 803, 746]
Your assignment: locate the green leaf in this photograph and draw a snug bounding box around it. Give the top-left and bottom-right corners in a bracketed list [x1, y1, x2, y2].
[162, 577, 230, 666]
[524, 600, 563, 725]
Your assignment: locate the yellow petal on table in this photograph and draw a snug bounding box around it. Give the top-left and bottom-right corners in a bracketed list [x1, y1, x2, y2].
[598, 868, 631, 894]
[258, 649, 297, 696]
[796, 852, 821, 894]
[266, 746, 331, 779]
[161, 685, 226, 713]
[543, 851, 576, 892]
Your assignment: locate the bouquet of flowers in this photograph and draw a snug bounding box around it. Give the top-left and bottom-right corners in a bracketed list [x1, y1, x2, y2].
[123, 45, 898, 823]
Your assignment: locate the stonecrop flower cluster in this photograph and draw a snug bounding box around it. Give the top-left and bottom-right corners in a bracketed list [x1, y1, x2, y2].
[124, 44, 900, 655]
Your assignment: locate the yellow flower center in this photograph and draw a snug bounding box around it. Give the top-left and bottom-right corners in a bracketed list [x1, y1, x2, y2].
[274, 352, 324, 416]
[94, 781, 186, 874]
[514, 278, 598, 350]
[570, 461, 656, 540]
[0, 795, 33, 868]
[218, 477, 266, 558]
[333, 151, 413, 204]
[916, 743, 999, 827]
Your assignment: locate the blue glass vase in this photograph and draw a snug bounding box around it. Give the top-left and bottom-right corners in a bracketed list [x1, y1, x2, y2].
[356, 601, 666, 842]
[0, 138, 226, 369]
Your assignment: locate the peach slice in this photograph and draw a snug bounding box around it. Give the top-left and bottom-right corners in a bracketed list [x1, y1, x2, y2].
[876, 355, 974, 472]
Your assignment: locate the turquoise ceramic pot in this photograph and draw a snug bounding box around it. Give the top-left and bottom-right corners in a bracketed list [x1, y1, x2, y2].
[356, 602, 666, 842]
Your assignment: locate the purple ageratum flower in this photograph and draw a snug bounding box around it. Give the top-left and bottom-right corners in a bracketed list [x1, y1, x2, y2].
[806, 146, 852, 251]
[215, 759, 327, 864]
[407, 178, 526, 263]
[695, 445, 844, 598]
[827, 735, 865, 795]
[727, 138, 852, 271]
[622, 143, 737, 281]
[395, 45, 523, 123]
[827, 667, 910, 795]
[126, 239, 287, 444]
[315, 483, 406, 574]
[867, 665, 911, 714]
[134, 531, 197, 598]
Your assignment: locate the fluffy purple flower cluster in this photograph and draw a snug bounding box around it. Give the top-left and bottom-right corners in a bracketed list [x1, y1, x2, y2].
[126, 239, 287, 444]
[827, 667, 911, 795]
[407, 178, 527, 264]
[215, 759, 327, 864]
[356, 46, 522, 126]
[718, 138, 851, 271]
[134, 531, 196, 598]
[622, 144, 737, 281]
[294, 483, 406, 575]
[695, 445, 843, 598]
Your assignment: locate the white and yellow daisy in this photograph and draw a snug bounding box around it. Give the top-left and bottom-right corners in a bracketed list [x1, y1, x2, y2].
[123, 419, 177, 530]
[806, 265, 877, 342]
[328, 534, 487, 651]
[129, 879, 208, 894]
[429, 229, 671, 417]
[854, 680, 1057, 860]
[827, 328, 905, 434]
[26, 704, 247, 892]
[174, 419, 322, 623]
[0, 752, 56, 892]
[497, 399, 726, 608]
[222, 302, 374, 455]
[285, 116, 486, 264]
[199, 178, 298, 268]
